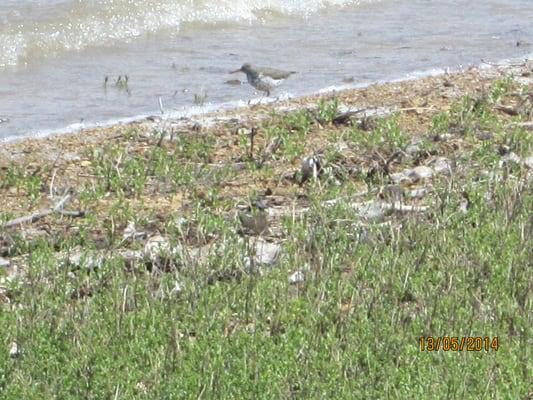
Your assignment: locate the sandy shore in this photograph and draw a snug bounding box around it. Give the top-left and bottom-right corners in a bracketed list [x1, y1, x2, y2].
[2, 62, 531, 162]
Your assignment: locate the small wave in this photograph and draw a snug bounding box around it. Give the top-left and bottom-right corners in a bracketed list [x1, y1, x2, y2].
[0, 0, 375, 67]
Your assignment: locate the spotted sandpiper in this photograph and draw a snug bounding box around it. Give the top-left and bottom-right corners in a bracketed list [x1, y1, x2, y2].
[237, 199, 269, 235]
[231, 63, 296, 97]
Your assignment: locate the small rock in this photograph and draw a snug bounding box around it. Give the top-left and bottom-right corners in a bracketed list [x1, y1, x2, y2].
[80, 160, 92, 167]
[0, 257, 10, 268]
[67, 251, 103, 271]
[432, 157, 453, 176]
[170, 281, 184, 296]
[9, 342, 22, 359]
[408, 166, 433, 182]
[408, 187, 431, 199]
[499, 152, 521, 167]
[289, 271, 305, 284]
[144, 235, 174, 261]
[405, 142, 421, 156]
[354, 201, 386, 222]
[123, 221, 147, 241]
[254, 240, 281, 266]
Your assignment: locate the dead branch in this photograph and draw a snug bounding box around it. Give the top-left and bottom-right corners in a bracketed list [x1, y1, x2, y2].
[1, 190, 84, 229]
[506, 121, 533, 130]
[494, 105, 519, 116]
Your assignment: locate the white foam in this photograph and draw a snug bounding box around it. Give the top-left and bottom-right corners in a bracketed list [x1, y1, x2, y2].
[0, 0, 378, 67]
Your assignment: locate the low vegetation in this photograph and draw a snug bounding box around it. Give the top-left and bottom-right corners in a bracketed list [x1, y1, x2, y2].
[0, 71, 531, 398]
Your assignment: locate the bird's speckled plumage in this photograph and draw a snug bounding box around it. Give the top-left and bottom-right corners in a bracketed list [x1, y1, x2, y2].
[232, 63, 296, 96]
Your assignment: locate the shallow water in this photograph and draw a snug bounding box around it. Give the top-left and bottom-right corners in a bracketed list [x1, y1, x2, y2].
[0, 0, 532, 140]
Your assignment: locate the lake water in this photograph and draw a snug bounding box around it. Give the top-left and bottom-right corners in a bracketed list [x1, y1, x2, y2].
[0, 0, 532, 140]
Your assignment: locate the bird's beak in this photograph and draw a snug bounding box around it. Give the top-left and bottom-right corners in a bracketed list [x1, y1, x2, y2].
[230, 68, 241, 74]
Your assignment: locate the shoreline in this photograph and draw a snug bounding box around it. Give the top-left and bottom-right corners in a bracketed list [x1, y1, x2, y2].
[1, 59, 531, 162]
[1, 54, 531, 147]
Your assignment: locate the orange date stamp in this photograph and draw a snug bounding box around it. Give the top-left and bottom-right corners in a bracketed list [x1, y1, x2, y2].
[420, 336, 499, 352]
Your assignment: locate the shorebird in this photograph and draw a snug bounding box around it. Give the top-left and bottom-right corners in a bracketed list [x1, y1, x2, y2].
[237, 199, 269, 235]
[231, 63, 296, 97]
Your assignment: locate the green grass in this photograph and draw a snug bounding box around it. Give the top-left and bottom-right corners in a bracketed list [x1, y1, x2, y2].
[0, 80, 531, 398]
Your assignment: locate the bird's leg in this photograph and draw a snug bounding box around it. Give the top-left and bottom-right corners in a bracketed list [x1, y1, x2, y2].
[257, 92, 266, 105]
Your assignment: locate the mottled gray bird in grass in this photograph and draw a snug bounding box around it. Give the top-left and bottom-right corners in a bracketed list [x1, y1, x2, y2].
[231, 63, 296, 97]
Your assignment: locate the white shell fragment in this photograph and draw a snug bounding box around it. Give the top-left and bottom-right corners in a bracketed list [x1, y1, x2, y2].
[9, 342, 22, 359]
[289, 270, 305, 284]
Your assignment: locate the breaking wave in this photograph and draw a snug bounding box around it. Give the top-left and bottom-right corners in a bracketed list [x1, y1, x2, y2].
[0, 0, 377, 66]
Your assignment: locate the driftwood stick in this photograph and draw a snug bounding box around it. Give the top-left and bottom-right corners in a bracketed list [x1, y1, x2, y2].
[2, 209, 56, 228]
[506, 121, 533, 130]
[1, 190, 83, 229]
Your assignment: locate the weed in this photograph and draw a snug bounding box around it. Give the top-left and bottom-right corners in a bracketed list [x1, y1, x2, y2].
[318, 97, 339, 124]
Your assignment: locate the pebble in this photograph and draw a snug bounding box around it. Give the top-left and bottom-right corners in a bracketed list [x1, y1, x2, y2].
[408, 166, 434, 182]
